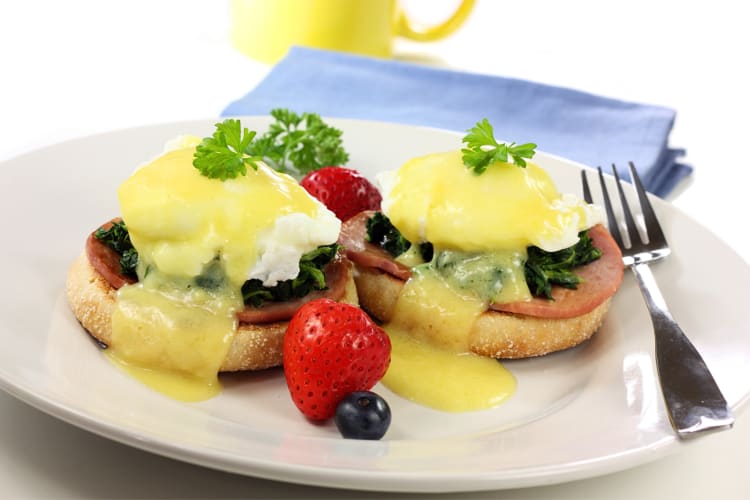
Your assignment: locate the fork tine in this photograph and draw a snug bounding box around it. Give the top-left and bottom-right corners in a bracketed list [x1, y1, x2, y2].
[628, 162, 668, 248]
[581, 169, 593, 203]
[612, 164, 644, 249]
[596, 166, 624, 249]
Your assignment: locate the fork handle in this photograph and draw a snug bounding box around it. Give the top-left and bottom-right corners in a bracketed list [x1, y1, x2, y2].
[631, 263, 734, 438]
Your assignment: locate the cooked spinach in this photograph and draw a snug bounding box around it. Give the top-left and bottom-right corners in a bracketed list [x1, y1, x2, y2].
[365, 211, 412, 257]
[241, 243, 340, 306]
[365, 211, 434, 261]
[524, 230, 602, 299]
[94, 220, 138, 277]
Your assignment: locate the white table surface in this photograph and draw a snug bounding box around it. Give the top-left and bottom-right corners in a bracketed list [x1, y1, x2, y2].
[1, 1, 748, 498]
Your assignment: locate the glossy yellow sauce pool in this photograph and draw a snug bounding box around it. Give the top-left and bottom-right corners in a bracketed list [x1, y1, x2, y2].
[382, 325, 515, 412]
[106, 350, 223, 402]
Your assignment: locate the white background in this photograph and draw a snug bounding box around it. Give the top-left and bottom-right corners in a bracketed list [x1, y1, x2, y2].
[1, 1, 748, 498]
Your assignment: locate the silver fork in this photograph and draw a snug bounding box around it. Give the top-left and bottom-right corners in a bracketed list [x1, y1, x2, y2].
[582, 162, 734, 438]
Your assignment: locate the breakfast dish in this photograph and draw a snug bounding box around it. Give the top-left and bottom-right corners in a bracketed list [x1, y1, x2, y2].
[63, 115, 623, 416]
[65, 129, 358, 401]
[340, 121, 624, 360]
[0, 118, 747, 492]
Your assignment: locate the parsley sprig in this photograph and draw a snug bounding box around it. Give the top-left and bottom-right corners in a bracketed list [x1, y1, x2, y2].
[192, 111, 349, 181]
[461, 118, 537, 174]
[193, 119, 263, 180]
[246, 109, 349, 179]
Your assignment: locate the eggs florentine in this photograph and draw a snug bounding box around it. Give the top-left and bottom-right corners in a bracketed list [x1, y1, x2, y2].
[375, 150, 604, 411]
[108, 136, 340, 401]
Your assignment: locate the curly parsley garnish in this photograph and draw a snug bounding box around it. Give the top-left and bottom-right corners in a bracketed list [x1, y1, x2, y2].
[461, 118, 537, 174]
[192, 119, 263, 180]
[245, 108, 349, 179]
[192, 111, 349, 181]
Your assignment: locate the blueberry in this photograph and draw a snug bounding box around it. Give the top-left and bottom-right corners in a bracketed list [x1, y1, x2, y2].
[335, 391, 391, 440]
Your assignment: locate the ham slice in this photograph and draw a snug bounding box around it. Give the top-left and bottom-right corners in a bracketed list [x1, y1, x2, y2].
[338, 211, 412, 280]
[488, 225, 623, 319]
[85, 220, 351, 323]
[339, 213, 623, 319]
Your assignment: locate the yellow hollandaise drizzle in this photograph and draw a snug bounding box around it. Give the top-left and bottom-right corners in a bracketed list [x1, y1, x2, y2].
[108, 271, 242, 402]
[105, 354, 222, 402]
[380, 268, 517, 412]
[389, 267, 487, 353]
[382, 325, 515, 412]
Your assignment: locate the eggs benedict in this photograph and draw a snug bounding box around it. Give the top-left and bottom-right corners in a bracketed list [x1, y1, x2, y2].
[66, 122, 357, 401]
[339, 120, 623, 359]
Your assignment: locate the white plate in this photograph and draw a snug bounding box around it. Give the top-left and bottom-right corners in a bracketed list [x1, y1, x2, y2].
[0, 118, 748, 493]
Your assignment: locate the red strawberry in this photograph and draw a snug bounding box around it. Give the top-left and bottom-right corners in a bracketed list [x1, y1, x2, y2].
[283, 298, 391, 420]
[300, 166, 382, 222]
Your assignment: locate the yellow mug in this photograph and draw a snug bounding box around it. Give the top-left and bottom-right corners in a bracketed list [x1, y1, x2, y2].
[230, 0, 476, 63]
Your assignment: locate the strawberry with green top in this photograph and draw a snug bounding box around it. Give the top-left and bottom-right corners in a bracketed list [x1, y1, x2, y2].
[283, 298, 391, 421]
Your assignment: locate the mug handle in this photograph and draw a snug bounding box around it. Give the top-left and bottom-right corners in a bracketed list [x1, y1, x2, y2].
[397, 0, 476, 42]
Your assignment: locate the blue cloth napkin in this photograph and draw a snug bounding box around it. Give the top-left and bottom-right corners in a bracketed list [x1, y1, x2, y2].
[223, 47, 691, 197]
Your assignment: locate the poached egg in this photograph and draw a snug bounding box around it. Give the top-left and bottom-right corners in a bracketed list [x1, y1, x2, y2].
[379, 150, 602, 253]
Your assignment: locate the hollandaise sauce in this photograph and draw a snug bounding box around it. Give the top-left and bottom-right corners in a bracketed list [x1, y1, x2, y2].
[109, 272, 242, 401]
[382, 325, 515, 412]
[106, 137, 331, 401]
[389, 266, 486, 352]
